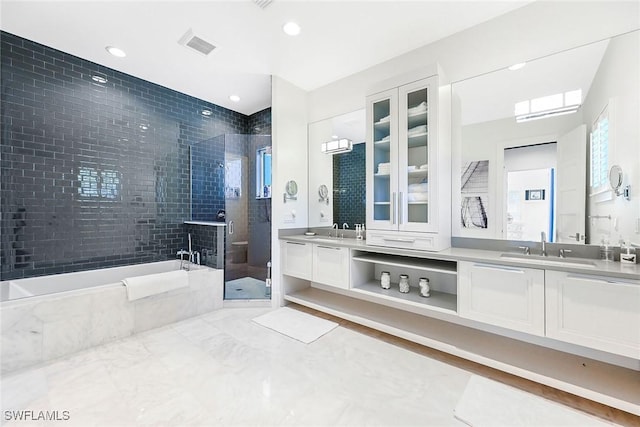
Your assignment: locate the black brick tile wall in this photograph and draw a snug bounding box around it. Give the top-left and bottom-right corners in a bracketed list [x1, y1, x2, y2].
[0, 31, 258, 280]
[333, 142, 366, 227]
[191, 135, 225, 222]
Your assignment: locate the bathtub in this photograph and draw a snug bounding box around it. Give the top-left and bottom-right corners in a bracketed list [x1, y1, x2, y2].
[0, 260, 223, 374]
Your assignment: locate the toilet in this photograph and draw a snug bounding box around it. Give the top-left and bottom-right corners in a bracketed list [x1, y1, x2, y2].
[231, 241, 248, 264]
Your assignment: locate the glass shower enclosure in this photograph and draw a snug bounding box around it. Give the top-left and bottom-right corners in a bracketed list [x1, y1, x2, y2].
[191, 134, 272, 300]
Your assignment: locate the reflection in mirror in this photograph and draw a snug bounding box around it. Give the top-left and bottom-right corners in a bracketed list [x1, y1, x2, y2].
[452, 30, 639, 245]
[308, 110, 366, 228]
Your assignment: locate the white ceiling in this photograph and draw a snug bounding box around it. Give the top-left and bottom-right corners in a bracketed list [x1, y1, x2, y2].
[0, 0, 531, 116]
[453, 39, 610, 125]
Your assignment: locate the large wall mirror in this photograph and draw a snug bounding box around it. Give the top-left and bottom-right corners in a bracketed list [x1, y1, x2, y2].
[308, 110, 366, 228]
[452, 30, 639, 246]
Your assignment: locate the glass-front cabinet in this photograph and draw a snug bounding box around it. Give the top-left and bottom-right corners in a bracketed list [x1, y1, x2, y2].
[366, 73, 450, 251]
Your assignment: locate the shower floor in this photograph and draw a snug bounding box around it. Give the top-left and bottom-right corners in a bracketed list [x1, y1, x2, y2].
[224, 262, 269, 300]
[225, 277, 268, 300]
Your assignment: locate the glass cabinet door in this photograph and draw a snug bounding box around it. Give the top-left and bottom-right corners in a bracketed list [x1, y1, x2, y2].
[399, 79, 431, 230]
[367, 89, 397, 229]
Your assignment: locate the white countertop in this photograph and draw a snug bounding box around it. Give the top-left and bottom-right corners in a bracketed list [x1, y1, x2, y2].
[280, 234, 640, 280]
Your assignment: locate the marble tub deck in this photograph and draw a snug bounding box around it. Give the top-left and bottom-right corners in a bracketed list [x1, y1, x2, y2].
[0, 307, 622, 426]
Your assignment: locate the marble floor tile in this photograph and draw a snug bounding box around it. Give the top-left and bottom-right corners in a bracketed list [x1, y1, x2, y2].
[0, 307, 620, 426]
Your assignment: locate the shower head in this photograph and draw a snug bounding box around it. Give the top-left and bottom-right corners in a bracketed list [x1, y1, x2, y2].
[217, 162, 225, 168]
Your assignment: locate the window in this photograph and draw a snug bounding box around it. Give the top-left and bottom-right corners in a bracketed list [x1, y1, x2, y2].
[590, 107, 609, 194]
[78, 167, 120, 200]
[256, 146, 272, 199]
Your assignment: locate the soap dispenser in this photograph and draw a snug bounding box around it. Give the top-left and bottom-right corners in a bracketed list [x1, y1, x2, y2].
[619, 239, 637, 265]
[599, 238, 613, 261]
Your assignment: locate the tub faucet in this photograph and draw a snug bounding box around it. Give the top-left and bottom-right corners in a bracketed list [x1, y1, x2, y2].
[540, 231, 547, 257]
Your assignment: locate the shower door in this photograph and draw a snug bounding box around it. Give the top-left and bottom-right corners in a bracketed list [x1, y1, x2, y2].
[223, 134, 272, 300]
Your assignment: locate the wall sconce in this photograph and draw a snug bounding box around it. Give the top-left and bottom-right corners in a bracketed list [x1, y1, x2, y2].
[321, 138, 352, 154]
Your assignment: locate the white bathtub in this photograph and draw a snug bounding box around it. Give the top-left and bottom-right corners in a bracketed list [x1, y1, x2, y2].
[0, 260, 223, 373]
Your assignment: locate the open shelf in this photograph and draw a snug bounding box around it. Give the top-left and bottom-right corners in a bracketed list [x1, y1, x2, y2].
[352, 280, 457, 314]
[352, 252, 457, 275]
[284, 287, 640, 415]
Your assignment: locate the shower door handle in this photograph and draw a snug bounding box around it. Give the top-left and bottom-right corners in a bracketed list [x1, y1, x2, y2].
[228, 220, 234, 235]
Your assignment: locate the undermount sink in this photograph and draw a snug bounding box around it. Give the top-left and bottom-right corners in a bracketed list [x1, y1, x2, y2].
[303, 236, 343, 244]
[500, 253, 597, 268]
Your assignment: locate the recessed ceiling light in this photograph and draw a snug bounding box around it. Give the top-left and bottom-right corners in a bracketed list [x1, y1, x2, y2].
[105, 46, 127, 58]
[201, 108, 213, 117]
[91, 74, 108, 84]
[508, 62, 526, 71]
[282, 22, 301, 36]
[229, 95, 240, 102]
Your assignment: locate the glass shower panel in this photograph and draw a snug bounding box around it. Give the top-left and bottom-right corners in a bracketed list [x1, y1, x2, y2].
[223, 134, 272, 300]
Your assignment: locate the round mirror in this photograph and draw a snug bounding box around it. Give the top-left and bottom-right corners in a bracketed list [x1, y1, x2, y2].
[318, 184, 328, 199]
[285, 180, 298, 196]
[609, 165, 623, 192]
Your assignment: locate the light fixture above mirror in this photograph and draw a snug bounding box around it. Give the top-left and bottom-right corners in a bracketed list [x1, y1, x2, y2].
[321, 138, 353, 154]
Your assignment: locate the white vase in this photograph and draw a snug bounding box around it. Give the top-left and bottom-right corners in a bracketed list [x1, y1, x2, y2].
[419, 278, 430, 297]
[399, 274, 410, 293]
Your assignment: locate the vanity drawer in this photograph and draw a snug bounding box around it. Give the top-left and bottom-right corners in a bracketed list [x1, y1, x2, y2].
[366, 230, 436, 251]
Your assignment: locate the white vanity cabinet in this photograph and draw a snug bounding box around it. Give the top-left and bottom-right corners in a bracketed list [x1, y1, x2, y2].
[281, 240, 349, 289]
[365, 71, 451, 251]
[545, 271, 640, 359]
[312, 244, 350, 289]
[281, 240, 313, 280]
[458, 261, 545, 336]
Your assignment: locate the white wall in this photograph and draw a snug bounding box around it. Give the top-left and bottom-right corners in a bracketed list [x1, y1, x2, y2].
[582, 31, 640, 245]
[307, 1, 640, 123]
[271, 76, 308, 305]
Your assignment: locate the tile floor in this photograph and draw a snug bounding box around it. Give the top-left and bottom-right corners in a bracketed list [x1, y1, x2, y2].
[0, 307, 626, 426]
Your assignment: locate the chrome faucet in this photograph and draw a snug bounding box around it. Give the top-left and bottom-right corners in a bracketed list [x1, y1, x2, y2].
[341, 223, 349, 239]
[332, 223, 338, 238]
[518, 246, 531, 255]
[540, 231, 547, 257]
[559, 248, 572, 259]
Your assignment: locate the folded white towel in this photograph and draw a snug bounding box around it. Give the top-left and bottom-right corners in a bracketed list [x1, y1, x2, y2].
[408, 125, 427, 135]
[122, 270, 189, 301]
[408, 183, 428, 192]
[407, 192, 429, 202]
[408, 101, 428, 115]
[378, 115, 391, 123]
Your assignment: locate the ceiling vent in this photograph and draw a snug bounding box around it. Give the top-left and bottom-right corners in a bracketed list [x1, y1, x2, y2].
[178, 29, 217, 56]
[253, 0, 273, 9]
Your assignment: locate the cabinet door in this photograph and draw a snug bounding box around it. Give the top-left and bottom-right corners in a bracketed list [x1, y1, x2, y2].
[458, 262, 545, 336]
[366, 88, 398, 231]
[398, 77, 436, 232]
[281, 241, 312, 280]
[313, 245, 350, 289]
[546, 271, 640, 358]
